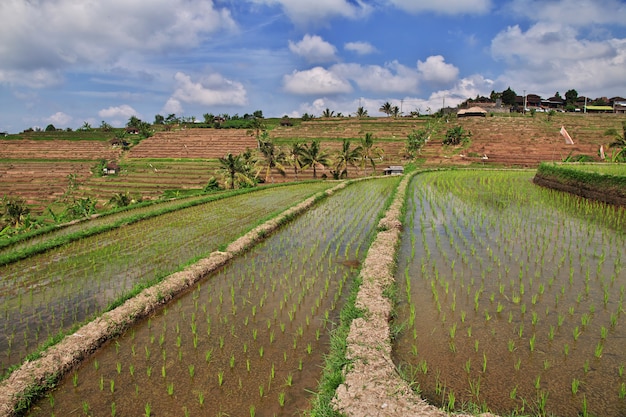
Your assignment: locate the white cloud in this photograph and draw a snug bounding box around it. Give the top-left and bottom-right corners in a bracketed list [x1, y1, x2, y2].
[417, 55, 459, 84]
[283, 67, 353, 95]
[98, 105, 139, 120]
[170, 72, 248, 106]
[388, 0, 491, 15]
[332, 62, 420, 94]
[506, 0, 626, 26]
[162, 98, 184, 116]
[44, 112, 73, 127]
[247, 0, 371, 25]
[0, 0, 236, 86]
[491, 23, 626, 96]
[288, 35, 337, 63]
[344, 41, 377, 55]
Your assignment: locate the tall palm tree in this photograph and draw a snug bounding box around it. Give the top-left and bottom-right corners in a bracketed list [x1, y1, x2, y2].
[256, 132, 287, 183]
[391, 105, 400, 118]
[300, 140, 330, 179]
[286, 142, 305, 180]
[334, 139, 362, 179]
[355, 106, 368, 118]
[359, 133, 383, 175]
[219, 153, 254, 189]
[606, 121, 626, 161]
[379, 102, 393, 117]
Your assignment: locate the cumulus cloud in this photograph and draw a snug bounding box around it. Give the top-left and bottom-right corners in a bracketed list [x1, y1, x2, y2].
[170, 72, 248, 106]
[0, 0, 236, 86]
[44, 112, 73, 127]
[388, 0, 491, 15]
[491, 22, 626, 95]
[344, 41, 377, 55]
[283, 67, 352, 95]
[98, 105, 139, 120]
[162, 98, 184, 116]
[505, 0, 626, 26]
[417, 55, 459, 84]
[288, 35, 338, 63]
[332, 62, 420, 94]
[247, 0, 371, 25]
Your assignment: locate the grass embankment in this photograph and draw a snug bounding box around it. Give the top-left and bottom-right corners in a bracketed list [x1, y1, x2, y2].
[534, 163, 626, 206]
[0, 181, 323, 266]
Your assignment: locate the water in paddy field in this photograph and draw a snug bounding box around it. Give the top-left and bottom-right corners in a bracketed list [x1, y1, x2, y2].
[27, 177, 400, 417]
[0, 183, 331, 375]
[393, 171, 626, 417]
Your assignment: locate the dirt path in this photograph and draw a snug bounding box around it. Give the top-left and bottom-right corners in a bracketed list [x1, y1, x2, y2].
[332, 174, 494, 417]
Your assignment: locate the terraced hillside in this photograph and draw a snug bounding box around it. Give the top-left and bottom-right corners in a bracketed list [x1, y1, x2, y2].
[1, 114, 625, 214]
[128, 129, 258, 158]
[457, 113, 623, 166]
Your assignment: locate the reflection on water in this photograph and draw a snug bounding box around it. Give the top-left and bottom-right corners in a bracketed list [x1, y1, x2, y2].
[393, 171, 626, 417]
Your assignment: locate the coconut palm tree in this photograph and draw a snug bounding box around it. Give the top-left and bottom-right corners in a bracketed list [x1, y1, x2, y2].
[606, 121, 626, 161]
[334, 139, 362, 179]
[355, 106, 368, 118]
[286, 142, 305, 180]
[300, 140, 330, 179]
[322, 108, 335, 118]
[359, 133, 383, 175]
[219, 153, 255, 189]
[379, 102, 393, 117]
[256, 132, 287, 183]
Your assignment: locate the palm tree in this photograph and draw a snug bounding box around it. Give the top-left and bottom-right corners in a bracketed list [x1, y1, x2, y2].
[219, 153, 254, 189]
[359, 133, 383, 175]
[300, 140, 330, 179]
[606, 121, 626, 161]
[391, 105, 401, 118]
[322, 108, 335, 118]
[355, 106, 368, 118]
[379, 102, 393, 117]
[286, 142, 305, 180]
[334, 139, 362, 179]
[256, 132, 287, 183]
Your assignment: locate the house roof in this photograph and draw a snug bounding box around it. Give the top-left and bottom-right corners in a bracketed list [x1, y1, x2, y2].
[458, 106, 487, 116]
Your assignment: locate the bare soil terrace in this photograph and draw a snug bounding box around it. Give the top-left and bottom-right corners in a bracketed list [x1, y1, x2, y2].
[1, 114, 624, 213]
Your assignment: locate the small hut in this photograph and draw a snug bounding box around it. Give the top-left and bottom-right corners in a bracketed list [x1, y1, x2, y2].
[383, 166, 404, 175]
[457, 107, 487, 117]
[103, 162, 120, 175]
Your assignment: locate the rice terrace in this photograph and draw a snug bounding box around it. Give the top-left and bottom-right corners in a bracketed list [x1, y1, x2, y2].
[1, 111, 626, 417]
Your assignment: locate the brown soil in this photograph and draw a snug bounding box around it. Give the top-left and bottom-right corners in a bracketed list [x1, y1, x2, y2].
[533, 172, 626, 206]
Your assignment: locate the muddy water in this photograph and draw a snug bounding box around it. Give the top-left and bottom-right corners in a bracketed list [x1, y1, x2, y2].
[393, 171, 626, 417]
[28, 177, 400, 417]
[0, 183, 332, 375]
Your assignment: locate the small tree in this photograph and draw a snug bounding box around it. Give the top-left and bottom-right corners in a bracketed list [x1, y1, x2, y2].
[443, 126, 471, 146]
[406, 129, 429, 158]
[605, 121, 626, 161]
[501, 87, 517, 106]
[45, 124, 56, 132]
[355, 106, 368, 118]
[2, 196, 30, 228]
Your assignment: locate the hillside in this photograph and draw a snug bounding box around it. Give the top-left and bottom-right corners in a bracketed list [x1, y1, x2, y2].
[1, 113, 624, 214]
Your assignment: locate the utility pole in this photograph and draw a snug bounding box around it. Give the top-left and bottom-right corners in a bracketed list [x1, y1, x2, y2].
[523, 90, 526, 114]
[400, 99, 404, 116]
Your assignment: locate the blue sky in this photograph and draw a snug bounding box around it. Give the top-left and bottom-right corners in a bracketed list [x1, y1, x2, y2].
[1, 0, 625, 132]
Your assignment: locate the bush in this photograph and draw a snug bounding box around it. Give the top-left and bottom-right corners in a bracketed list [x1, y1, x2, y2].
[443, 126, 471, 146]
